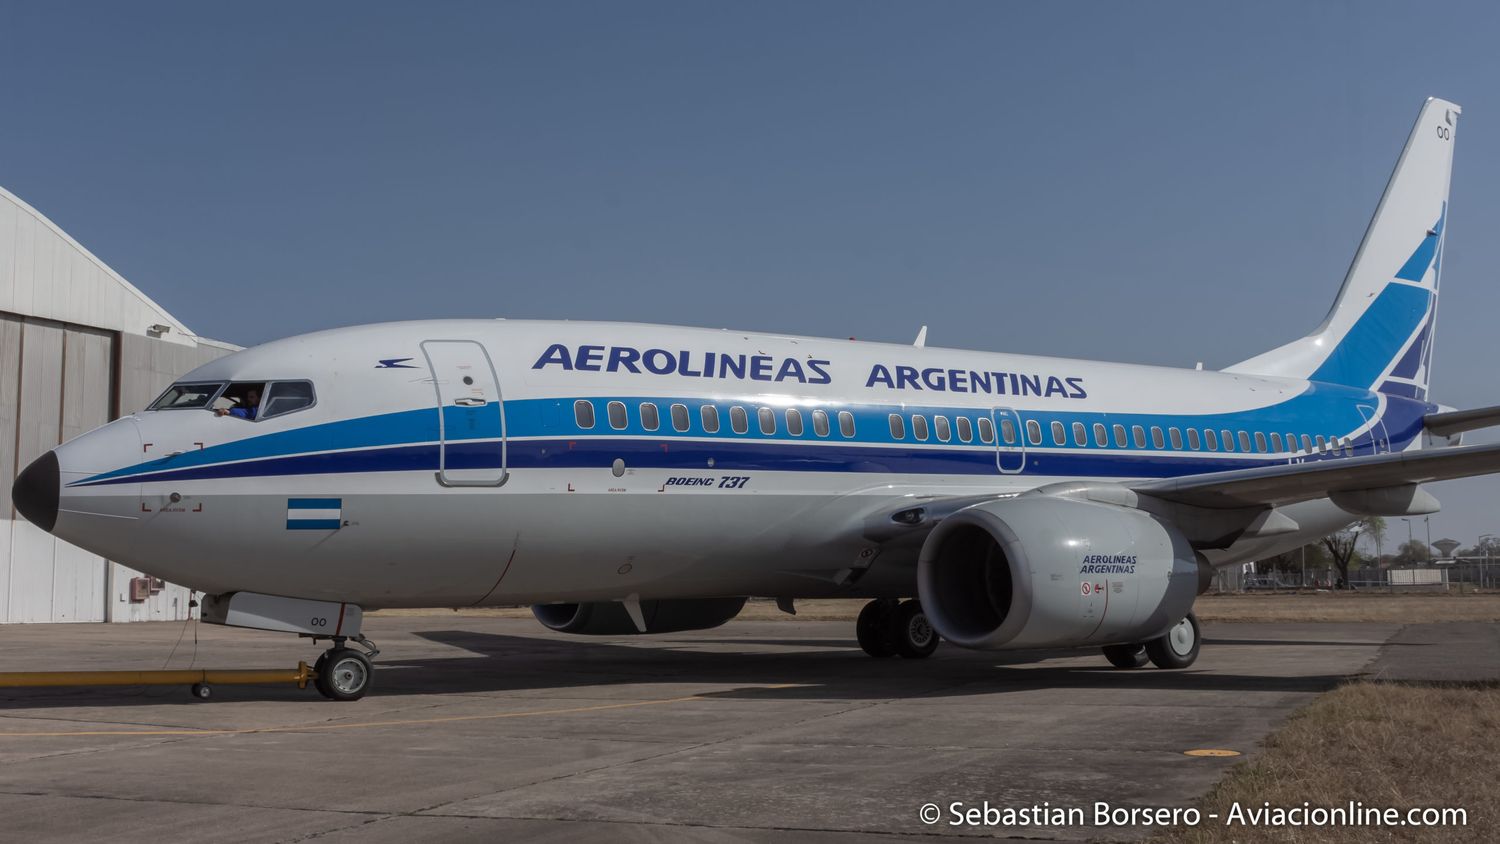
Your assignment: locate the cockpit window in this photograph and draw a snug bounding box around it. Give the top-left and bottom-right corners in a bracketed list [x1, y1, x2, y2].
[261, 381, 316, 420]
[213, 382, 266, 420]
[148, 382, 226, 410]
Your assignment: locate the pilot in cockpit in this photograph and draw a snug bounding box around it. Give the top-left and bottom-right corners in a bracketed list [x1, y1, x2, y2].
[214, 385, 263, 420]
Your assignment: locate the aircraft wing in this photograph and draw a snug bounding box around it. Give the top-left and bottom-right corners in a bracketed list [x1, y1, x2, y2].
[1132, 442, 1500, 509]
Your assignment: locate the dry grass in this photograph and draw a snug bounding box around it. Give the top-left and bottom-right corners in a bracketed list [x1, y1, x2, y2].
[1192, 592, 1500, 624]
[372, 593, 1500, 624]
[1154, 681, 1500, 844]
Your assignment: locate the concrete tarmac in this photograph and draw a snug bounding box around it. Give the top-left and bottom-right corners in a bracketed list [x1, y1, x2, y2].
[0, 615, 1458, 841]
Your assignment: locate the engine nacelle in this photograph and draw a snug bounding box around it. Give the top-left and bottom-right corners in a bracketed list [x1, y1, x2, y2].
[917, 497, 1200, 650]
[532, 597, 747, 635]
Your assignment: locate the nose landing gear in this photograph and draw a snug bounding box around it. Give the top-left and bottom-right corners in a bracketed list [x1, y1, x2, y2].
[310, 635, 380, 701]
[856, 599, 940, 659]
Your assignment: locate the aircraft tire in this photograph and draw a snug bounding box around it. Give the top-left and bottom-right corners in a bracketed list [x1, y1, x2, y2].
[856, 600, 897, 658]
[1101, 643, 1149, 668]
[315, 648, 374, 701]
[1145, 612, 1201, 669]
[892, 600, 940, 659]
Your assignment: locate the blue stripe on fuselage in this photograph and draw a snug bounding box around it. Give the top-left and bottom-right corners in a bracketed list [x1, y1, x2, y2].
[69, 384, 1434, 488]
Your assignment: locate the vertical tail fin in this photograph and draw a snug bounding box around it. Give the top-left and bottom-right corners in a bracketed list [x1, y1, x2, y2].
[1226, 97, 1459, 401]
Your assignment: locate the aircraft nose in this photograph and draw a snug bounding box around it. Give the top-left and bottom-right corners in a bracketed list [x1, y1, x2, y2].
[12, 450, 59, 533]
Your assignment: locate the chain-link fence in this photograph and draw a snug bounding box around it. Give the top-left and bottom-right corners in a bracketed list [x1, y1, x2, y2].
[1214, 558, 1500, 592]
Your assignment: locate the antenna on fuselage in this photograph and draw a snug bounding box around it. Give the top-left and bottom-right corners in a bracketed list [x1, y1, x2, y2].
[914, 325, 928, 348]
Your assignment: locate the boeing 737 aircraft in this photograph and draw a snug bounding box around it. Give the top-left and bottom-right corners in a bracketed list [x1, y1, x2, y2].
[13, 97, 1500, 701]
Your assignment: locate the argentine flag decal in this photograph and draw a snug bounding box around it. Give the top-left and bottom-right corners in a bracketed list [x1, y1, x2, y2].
[286, 498, 342, 530]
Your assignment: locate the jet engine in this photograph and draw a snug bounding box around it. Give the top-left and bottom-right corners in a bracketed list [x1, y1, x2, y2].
[916, 497, 1201, 650]
[532, 597, 747, 635]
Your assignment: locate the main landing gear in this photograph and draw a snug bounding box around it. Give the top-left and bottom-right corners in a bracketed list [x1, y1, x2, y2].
[310, 634, 381, 701]
[856, 599, 940, 659]
[1101, 612, 1201, 670]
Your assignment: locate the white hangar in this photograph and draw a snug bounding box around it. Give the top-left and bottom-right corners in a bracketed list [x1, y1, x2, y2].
[1, 186, 237, 622]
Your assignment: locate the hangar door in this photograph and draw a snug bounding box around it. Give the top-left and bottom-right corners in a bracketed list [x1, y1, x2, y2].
[1, 315, 115, 622]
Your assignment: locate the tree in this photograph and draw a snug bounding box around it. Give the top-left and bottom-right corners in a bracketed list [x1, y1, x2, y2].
[1322, 516, 1383, 588]
[1394, 539, 1431, 565]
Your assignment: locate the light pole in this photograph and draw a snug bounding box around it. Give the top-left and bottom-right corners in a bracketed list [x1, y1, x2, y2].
[1483, 533, 1495, 589]
[1402, 518, 1414, 562]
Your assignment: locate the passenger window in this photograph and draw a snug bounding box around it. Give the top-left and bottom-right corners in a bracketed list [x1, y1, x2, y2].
[1301, 434, 1313, 452]
[1316, 434, 1328, 453]
[1187, 428, 1201, 450]
[934, 416, 951, 442]
[838, 411, 855, 437]
[1072, 422, 1087, 446]
[813, 409, 830, 437]
[1221, 429, 1235, 452]
[912, 415, 929, 441]
[889, 414, 905, 440]
[1051, 421, 1066, 446]
[999, 418, 1016, 445]
[730, 406, 749, 434]
[1113, 424, 1127, 448]
[1131, 425, 1146, 448]
[786, 408, 804, 436]
[259, 381, 315, 420]
[1238, 431, 1252, 452]
[758, 407, 776, 435]
[574, 400, 596, 429]
[956, 416, 973, 443]
[1093, 423, 1107, 447]
[1150, 427, 1165, 449]
[1254, 432, 1268, 453]
[1169, 427, 1183, 450]
[671, 404, 690, 432]
[700, 405, 720, 433]
[1270, 432, 1284, 452]
[607, 401, 627, 430]
[149, 381, 227, 411]
[640, 403, 660, 432]
[1027, 419, 1043, 445]
[979, 417, 996, 444]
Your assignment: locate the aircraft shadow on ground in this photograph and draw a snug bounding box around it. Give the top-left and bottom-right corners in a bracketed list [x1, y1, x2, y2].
[0, 628, 1382, 709]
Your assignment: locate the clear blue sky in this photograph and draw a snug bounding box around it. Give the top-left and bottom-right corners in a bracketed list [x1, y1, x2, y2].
[3, 1, 1499, 550]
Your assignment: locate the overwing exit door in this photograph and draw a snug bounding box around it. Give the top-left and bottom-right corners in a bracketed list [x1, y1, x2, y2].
[421, 340, 507, 487]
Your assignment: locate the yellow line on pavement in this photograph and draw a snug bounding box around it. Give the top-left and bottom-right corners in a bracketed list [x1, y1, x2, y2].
[0, 694, 705, 738]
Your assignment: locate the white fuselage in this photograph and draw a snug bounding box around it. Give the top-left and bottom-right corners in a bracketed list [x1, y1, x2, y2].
[47, 319, 1431, 606]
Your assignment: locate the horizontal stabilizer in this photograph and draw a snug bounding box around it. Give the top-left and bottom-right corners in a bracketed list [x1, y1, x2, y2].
[1423, 405, 1500, 437]
[1133, 442, 1500, 510]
